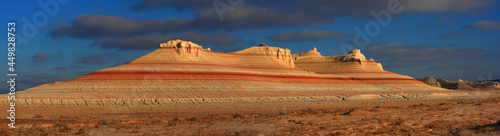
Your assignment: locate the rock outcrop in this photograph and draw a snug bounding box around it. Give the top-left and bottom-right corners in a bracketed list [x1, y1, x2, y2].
[233, 44, 295, 67]
[344, 49, 367, 61]
[160, 39, 208, 57]
[418, 76, 500, 90]
[1, 40, 447, 106]
[419, 76, 441, 88]
[292, 48, 384, 74]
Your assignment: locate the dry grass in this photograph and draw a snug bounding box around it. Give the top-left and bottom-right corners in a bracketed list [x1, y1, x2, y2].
[1, 98, 499, 135]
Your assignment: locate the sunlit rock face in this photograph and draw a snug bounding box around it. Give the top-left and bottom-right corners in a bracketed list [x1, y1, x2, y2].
[160, 39, 207, 57]
[292, 48, 383, 74]
[344, 49, 366, 61]
[3, 40, 446, 106]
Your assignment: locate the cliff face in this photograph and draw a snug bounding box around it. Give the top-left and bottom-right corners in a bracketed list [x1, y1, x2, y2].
[159, 39, 207, 57]
[3, 40, 446, 106]
[292, 48, 384, 74]
[232, 44, 295, 67]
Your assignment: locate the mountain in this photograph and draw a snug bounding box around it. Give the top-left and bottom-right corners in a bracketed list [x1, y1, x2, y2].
[1, 39, 447, 106]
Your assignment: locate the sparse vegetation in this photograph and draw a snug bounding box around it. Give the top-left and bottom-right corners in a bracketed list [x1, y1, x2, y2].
[32, 115, 43, 118]
[2, 97, 500, 135]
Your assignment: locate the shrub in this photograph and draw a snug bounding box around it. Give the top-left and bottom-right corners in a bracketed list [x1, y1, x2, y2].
[186, 117, 199, 122]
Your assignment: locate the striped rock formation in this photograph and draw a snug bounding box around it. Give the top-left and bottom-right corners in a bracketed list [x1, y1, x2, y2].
[293, 48, 384, 75]
[1, 39, 447, 106]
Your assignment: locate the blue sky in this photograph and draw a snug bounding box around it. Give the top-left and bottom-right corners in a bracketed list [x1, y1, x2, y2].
[1, 0, 500, 93]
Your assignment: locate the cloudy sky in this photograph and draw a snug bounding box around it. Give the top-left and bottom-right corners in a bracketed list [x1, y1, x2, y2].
[1, 0, 500, 93]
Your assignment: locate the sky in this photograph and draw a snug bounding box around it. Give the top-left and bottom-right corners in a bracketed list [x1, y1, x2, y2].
[1, 0, 500, 93]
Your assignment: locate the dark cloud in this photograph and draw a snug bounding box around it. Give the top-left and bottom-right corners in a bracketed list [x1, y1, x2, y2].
[403, 0, 496, 12]
[50, 15, 194, 38]
[438, 31, 466, 38]
[131, 0, 384, 18]
[131, 0, 388, 18]
[33, 52, 51, 58]
[52, 67, 66, 70]
[269, 0, 495, 15]
[131, 0, 212, 12]
[54, 0, 495, 39]
[271, 29, 351, 42]
[413, 25, 428, 30]
[92, 32, 238, 50]
[51, 18, 63, 26]
[20, 74, 63, 87]
[51, 9, 332, 39]
[366, 43, 498, 67]
[196, 7, 333, 29]
[49, 0, 497, 51]
[132, 0, 496, 17]
[433, 15, 459, 26]
[464, 20, 500, 31]
[32, 52, 52, 62]
[426, 63, 475, 70]
[75, 53, 121, 65]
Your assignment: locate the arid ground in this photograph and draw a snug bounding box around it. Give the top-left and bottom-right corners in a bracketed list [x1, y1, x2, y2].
[1, 89, 499, 136]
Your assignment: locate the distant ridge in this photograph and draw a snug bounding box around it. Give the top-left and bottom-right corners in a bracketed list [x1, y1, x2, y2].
[479, 79, 500, 82]
[418, 76, 500, 90]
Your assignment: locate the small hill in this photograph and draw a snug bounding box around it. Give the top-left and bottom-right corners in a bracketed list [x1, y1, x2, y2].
[418, 76, 500, 90]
